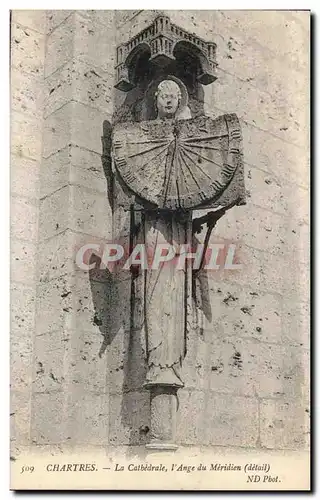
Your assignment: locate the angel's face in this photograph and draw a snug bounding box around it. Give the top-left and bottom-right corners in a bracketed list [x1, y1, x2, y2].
[156, 81, 181, 118]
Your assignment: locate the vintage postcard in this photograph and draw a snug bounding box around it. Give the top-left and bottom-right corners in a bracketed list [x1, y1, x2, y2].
[10, 9, 310, 490]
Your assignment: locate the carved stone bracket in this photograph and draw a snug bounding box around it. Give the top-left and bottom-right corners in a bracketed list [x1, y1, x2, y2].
[115, 14, 217, 91]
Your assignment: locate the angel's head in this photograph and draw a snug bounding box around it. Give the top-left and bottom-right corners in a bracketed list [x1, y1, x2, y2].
[155, 80, 182, 118]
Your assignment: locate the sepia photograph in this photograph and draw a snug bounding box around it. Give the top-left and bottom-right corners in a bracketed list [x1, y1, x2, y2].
[9, 8, 310, 491]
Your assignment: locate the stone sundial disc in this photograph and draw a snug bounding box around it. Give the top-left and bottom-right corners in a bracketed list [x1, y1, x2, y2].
[112, 113, 242, 210]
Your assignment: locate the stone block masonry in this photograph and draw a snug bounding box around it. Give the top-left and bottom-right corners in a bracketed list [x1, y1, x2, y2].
[10, 10, 45, 456]
[10, 10, 309, 456]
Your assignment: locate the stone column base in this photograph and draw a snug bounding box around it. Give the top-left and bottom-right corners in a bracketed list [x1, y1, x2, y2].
[145, 385, 182, 451]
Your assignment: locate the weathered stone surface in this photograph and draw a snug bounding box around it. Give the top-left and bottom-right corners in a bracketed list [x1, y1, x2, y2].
[43, 101, 109, 158]
[36, 271, 119, 338]
[204, 393, 259, 447]
[42, 104, 72, 158]
[115, 10, 143, 30]
[229, 244, 309, 299]
[202, 281, 282, 344]
[112, 206, 131, 239]
[204, 70, 307, 148]
[182, 321, 308, 401]
[11, 22, 44, 76]
[33, 327, 111, 396]
[37, 229, 74, 283]
[73, 12, 115, 73]
[301, 349, 310, 404]
[78, 10, 114, 28]
[106, 327, 130, 394]
[193, 207, 243, 244]
[65, 390, 109, 444]
[208, 243, 283, 295]
[164, 11, 308, 89]
[32, 342, 65, 393]
[72, 102, 111, 154]
[242, 122, 309, 189]
[282, 258, 310, 304]
[107, 327, 147, 394]
[10, 391, 31, 444]
[11, 155, 40, 200]
[11, 201, 38, 246]
[46, 10, 73, 34]
[72, 184, 112, 238]
[260, 399, 309, 450]
[202, 203, 289, 257]
[37, 228, 116, 286]
[11, 67, 44, 120]
[45, 10, 115, 77]
[176, 390, 206, 444]
[12, 10, 46, 34]
[65, 335, 108, 394]
[287, 185, 309, 222]
[31, 392, 65, 444]
[109, 391, 150, 445]
[180, 337, 209, 392]
[70, 143, 108, 174]
[10, 10, 44, 459]
[234, 205, 287, 256]
[40, 145, 107, 199]
[39, 186, 70, 241]
[228, 11, 309, 71]
[32, 327, 109, 397]
[107, 277, 132, 334]
[72, 276, 114, 336]
[11, 342, 32, 392]
[44, 58, 113, 117]
[285, 220, 309, 265]
[44, 14, 75, 77]
[11, 239, 36, 284]
[36, 274, 73, 335]
[10, 9, 43, 456]
[282, 299, 309, 349]
[149, 390, 178, 444]
[115, 10, 159, 43]
[207, 339, 308, 399]
[39, 185, 111, 241]
[11, 111, 42, 161]
[245, 164, 288, 215]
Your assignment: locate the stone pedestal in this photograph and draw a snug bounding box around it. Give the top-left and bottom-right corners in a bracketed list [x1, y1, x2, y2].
[146, 386, 180, 451]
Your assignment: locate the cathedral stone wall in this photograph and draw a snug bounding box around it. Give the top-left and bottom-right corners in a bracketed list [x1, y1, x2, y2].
[10, 10, 309, 458]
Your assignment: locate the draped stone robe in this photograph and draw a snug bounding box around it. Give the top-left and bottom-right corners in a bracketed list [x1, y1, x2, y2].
[143, 210, 192, 388]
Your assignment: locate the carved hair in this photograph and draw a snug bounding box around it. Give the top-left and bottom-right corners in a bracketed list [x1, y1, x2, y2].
[155, 80, 182, 101]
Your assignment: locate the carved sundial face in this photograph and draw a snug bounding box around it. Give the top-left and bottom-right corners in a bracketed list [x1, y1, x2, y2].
[112, 114, 242, 210]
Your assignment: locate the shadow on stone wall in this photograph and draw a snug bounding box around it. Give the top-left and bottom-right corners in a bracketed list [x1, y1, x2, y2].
[192, 231, 213, 334]
[88, 252, 149, 456]
[88, 254, 116, 357]
[85, 120, 150, 454]
[101, 120, 113, 211]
